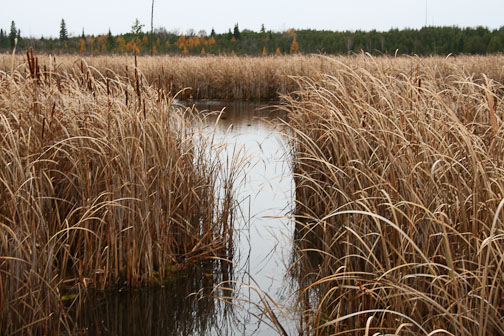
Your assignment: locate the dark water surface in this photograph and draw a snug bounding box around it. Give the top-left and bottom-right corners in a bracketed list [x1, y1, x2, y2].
[78, 101, 296, 335]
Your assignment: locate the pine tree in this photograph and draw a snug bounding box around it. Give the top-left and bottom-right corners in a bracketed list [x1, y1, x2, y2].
[233, 23, 240, 40]
[60, 19, 68, 40]
[107, 29, 115, 50]
[0, 29, 5, 49]
[9, 21, 17, 48]
[131, 19, 144, 35]
[210, 28, 216, 37]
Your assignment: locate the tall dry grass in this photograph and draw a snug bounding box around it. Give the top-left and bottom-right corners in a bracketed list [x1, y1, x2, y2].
[285, 55, 504, 335]
[2, 53, 504, 101]
[0, 54, 334, 101]
[0, 51, 237, 334]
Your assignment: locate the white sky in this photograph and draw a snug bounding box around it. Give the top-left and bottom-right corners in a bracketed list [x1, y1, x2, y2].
[2, 0, 503, 38]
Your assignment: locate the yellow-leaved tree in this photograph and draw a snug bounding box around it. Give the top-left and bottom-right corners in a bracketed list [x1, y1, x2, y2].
[177, 34, 186, 49]
[275, 47, 281, 55]
[290, 36, 299, 54]
[262, 46, 267, 56]
[79, 38, 86, 53]
[116, 36, 126, 52]
[201, 48, 206, 55]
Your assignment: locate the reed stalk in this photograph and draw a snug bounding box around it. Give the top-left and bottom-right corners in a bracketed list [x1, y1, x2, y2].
[285, 54, 504, 335]
[0, 53, 237, 334]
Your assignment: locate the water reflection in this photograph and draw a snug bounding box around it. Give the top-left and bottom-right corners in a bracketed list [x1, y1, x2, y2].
[196, 101, 297, 335]
[75, 261, 234, 336]
[75, 101, 296, 335]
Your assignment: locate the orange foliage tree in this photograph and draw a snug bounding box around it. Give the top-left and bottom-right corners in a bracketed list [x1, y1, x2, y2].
[79, 38, 86, 53]
[290, 36, 299, 54]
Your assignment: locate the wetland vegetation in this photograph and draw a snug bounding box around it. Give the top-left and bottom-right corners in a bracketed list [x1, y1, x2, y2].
[1, 51, 503, 335]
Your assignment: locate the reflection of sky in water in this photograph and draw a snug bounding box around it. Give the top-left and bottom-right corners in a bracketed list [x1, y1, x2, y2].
[196, 101, 296, 335]
[77, 101, 296, 336]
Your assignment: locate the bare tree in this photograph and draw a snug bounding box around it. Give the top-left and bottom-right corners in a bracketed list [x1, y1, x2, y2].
[151, 0, 155, 33]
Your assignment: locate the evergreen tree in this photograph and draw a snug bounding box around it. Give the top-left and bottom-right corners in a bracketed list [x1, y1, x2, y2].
[60, 19, 68, 40]
[9, 21, 17, 47]
[0, 29, 5, 49]
[210, 28, 216, 37]
[107, 29, 115, 50]
[487, 36, 503, 53]
[131, 19, 144, 35]
[81, 28, 85, 39]
[260, 24, 266, 34]
[233, 23, 240, 40]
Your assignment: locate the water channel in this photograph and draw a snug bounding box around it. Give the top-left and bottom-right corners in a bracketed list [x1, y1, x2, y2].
[78, 101, 297, 335]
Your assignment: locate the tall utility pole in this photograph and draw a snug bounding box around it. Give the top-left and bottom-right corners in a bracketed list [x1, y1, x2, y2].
[151, 0, 155, 33]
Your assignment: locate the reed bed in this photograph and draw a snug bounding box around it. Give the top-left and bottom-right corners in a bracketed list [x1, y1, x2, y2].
[2, 54, 504, 102]
[0, 54, 334, 101]
[0, 52, 237, 334]
[284, 55, 504, 335]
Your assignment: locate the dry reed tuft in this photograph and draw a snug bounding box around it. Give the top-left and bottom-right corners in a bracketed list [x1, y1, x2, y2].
[284, 55, 504, 335]
[0, 53, 237, 334]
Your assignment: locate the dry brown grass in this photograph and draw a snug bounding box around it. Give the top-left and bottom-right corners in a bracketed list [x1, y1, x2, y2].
[0, 51, 237, 334]
[284, 55, 504, 335]
[2, 51, 504, 335]
[2, 53, 504, 101]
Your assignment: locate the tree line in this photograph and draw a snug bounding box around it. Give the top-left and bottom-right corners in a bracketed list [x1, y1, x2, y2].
[1, 19, 504, 56]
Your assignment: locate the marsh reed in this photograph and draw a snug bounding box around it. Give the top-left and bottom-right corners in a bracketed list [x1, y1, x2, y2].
[3, 50, 504, 335]
[2, 53, 504, 101]
[285, 55, 504, 335]
[0, 51, 237, 334]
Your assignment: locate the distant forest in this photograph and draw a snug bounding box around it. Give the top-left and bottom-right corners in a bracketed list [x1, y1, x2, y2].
[1, 20, 504, 56]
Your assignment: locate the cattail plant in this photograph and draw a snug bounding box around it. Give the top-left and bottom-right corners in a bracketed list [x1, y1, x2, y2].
[0, 53, 238, 334]
[285, 54, 504, 335]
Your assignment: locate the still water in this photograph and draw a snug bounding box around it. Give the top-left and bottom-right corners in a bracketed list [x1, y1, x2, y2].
[78, 101, 297, 335]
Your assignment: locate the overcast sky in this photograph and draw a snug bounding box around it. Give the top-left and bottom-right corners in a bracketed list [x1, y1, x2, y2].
[2, 0, 503, 38]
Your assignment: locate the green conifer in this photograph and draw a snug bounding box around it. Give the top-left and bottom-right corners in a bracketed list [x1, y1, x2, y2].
[60, 19, 68, 40]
